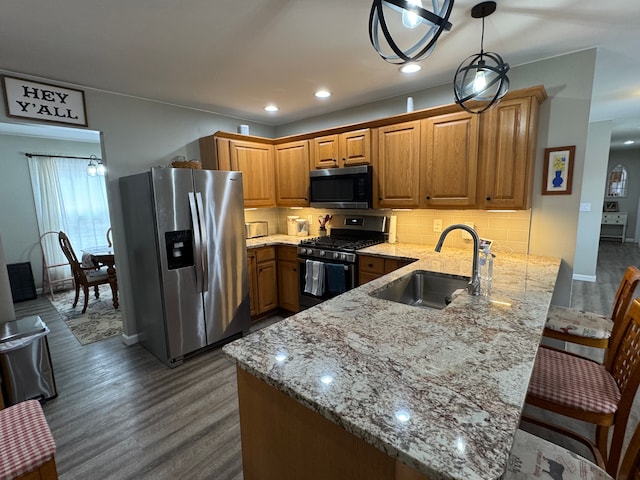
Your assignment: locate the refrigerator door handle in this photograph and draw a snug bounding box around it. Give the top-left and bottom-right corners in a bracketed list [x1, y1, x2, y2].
[188, 192, 204, 293]
[195, 192, 209, 292]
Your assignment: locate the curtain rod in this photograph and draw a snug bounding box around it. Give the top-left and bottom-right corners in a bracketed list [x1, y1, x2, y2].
[24, 153, 102, 161]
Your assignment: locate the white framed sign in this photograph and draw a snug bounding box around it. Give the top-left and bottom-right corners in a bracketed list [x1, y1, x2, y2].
[2, 75, 88, 126]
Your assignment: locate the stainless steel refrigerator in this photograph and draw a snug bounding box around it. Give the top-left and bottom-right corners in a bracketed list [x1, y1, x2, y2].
[119, 167, 250, 367]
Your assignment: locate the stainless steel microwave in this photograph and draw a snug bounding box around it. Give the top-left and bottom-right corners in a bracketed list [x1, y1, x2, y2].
[309, 165, 373, 209]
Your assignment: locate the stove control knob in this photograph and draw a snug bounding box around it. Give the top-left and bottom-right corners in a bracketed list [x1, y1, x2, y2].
[340, 254, 347, 261]
[333, 252, 339, 259]
[319, 251, 325, 257]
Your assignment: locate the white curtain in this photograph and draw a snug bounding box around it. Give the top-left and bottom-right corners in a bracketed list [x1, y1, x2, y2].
[28, 156, 111, 283]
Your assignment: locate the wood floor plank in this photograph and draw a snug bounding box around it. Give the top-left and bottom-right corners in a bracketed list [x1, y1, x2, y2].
[13, 297, 244, 480]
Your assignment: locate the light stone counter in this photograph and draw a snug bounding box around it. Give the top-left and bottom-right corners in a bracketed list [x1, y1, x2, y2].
[224, 241, 561, 480]
[245, 234, 300, 248]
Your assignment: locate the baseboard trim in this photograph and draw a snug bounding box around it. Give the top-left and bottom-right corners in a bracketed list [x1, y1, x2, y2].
[121, 332, 139, 345]
[572, 274, 596, 282]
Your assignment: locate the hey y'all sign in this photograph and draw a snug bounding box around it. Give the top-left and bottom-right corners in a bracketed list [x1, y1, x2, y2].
[2, 75, 88, 126]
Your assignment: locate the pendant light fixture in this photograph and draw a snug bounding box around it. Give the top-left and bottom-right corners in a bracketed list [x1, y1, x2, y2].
[369, 0, 454, 65]
[453, 1, 509, 114]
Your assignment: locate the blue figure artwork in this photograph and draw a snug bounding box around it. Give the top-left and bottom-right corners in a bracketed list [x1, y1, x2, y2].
[552, 170, 564, 188]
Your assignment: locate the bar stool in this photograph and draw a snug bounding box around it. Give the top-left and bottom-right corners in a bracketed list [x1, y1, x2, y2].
[0, 400, 58, 480]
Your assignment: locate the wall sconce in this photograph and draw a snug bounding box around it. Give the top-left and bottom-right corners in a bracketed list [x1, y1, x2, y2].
[368, 0, 454, 64]
[87, 155, 105, 176]
[453, 1, 509, 114]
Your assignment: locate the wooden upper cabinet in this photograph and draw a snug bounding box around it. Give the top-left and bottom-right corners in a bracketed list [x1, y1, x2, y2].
[312, 134, 340, 169]
[376, 121, 421, 208]
[340, 129, 371, 166]
[275, 140, 310, 207]
[421, 112, 479, 208]
[229, 140, 276, 208]
[478, 96, 539, 210]
[312, 129, 372, 169]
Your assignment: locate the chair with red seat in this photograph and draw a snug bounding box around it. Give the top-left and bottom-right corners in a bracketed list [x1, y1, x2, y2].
[0, 399, 58, 480]
[526, 297, 640, 471]
[543, 265, 640, 350]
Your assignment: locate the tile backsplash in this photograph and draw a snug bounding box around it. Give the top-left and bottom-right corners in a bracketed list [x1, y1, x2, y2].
[244, 208, 532, 254]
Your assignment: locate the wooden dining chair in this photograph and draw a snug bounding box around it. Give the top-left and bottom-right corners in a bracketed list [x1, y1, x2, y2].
[526, 297, 640, 471]
[506, 415, 640, 479]
[106, 227, 113, 248]
[57, 231, 117, 314]
[543, 265, 640, 349]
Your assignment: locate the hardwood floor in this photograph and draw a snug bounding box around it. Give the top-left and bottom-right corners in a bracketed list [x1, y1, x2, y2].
[8, 240, 639, 478]
[13, 298, 247, 480]
[570, 240, 640, 314]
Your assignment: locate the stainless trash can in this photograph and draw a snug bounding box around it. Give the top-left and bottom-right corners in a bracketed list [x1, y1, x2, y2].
[0, 315, 57, 406]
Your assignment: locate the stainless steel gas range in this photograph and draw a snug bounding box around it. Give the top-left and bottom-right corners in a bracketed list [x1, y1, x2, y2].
[297, 214, 387, 309]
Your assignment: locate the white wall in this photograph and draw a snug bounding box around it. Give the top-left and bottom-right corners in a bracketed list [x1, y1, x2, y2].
[573, 121, 612, 281]
[0, 134, 102, 284]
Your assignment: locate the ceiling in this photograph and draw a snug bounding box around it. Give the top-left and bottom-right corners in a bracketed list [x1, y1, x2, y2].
[1, 0, 640, 148]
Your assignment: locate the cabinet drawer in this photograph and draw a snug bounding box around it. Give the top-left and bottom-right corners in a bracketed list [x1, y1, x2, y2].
[277, 245, 298, 262]
[359, 255, 385, 274]
[602, 213, 627, 224]
[256, 247, 276, 263]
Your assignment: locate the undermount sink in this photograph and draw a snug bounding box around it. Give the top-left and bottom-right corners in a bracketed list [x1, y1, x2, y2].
[369, 270, 470, 310]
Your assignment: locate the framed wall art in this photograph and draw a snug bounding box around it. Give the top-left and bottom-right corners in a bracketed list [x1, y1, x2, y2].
[2, 75, 88, 127]
[603, 201, 619, 212]
[542, 145, 575, 195]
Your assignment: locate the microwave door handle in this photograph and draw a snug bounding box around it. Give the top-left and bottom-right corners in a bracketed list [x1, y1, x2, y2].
[188, 192, 204, 293]
[195, 192, 209, 292]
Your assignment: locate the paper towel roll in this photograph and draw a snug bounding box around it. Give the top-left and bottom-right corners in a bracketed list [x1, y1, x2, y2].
[388, 216, 397, 244]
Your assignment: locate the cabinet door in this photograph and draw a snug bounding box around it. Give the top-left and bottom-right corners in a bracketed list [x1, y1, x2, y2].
[275, 140, 310, 207]
[340, 129, 371, 166]
[230, 140, 276, 208]
[312, 134, 340, 169]
[376, 121, 421, 208]
[277, 260, 299, 312]
[257, 259, 278, 314]
[247, 250, 258, 317]
[479, 96, 536, 209]
[421, 112, 479, 208]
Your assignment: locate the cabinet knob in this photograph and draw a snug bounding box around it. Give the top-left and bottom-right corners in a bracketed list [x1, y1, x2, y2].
[293, 268, 297, 272]
[486, 196, 491, 201]
[425, 195, 431, 200]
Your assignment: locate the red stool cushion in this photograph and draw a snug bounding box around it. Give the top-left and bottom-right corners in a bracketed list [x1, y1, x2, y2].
[528, 346, 621, 413]
[0, 400, 56, 480]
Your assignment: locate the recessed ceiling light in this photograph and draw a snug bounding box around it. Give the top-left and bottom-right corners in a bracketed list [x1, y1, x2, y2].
[399, 63, 422, 74]
[315, 90, 331, 98]
[264, 105, 279, 112]
[624, 140, 635, 145]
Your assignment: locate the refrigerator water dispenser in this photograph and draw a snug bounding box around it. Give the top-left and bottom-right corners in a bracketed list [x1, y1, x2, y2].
[165, 230, 194, 270]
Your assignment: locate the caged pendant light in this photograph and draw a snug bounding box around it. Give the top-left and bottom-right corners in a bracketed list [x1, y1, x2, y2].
[453, 1, 509, 114]
[369, 0, 454, 64]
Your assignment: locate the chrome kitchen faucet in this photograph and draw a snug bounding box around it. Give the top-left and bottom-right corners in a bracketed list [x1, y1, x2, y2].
[434, 224, 481, 296]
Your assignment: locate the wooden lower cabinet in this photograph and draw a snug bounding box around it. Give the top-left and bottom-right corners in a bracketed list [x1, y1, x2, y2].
[277, 246, 299, 313]
[247, 247, 278, 318]
[358, 254, 415, 286]
[236, 367, 429, 480]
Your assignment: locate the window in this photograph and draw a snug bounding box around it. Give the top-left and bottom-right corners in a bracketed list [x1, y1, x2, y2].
[606, 164, 628, 198]
[28, 155, 111, 282]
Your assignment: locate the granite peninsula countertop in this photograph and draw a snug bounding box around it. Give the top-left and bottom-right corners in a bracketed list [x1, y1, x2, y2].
[224, 238, 561, 480]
